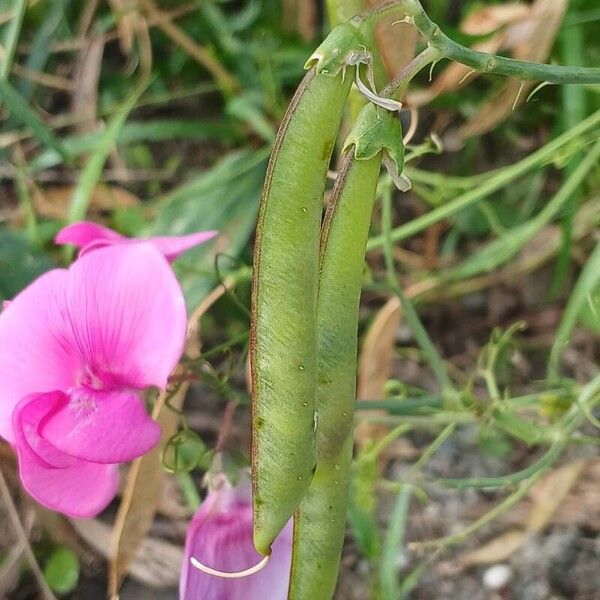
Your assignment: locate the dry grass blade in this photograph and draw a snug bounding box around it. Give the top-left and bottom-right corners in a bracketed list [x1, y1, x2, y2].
[0, 509, 34, 598]
[71, 518, 183, 589]
[108, 378, 190, 596]
[107, 277, 237, 596]
[356, 296, 402, 455]
[71, 35, 105, 136]
[366, 0, 417, 81]
[526, 459, 586, 533]
[0, 538, 26, 597]
[0, 469, 57, 600]
[12, 66, 73, 91]
[110, 0, 152, 75]
[137, 0, 238, 95]
[457, 0, 568, 139]
[458, 529, 526, 567]
[109, 0, 136, 54]
[282, 0, 317, 41]
[76, 0, 100, 37]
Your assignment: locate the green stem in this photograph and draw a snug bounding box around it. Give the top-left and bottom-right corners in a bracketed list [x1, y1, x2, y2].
[360, 1, 600, 83]
[548, 239, 600, 382]
[380, 485, 411, 599]
[367, 109, 600, 250]
[433, 438, 564, 490]
[407, 0, 600, 84]
[417, 475, 540, 550]
[418, 375, 600, 550]
[408, 422, 456, 476]
[382, 45, 442, 98]
[551, 13, 588, 294]
[381, 185, 454, 394]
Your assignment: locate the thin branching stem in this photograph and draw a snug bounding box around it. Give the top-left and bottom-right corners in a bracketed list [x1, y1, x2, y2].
[381, 183, 455, 395]
[362, 0, 600, 84]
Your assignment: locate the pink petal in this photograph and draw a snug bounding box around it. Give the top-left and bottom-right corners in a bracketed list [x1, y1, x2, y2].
[55, 221, 218, 262]
[64, 243, 187, 389]
[13, 392, 118, 517]
[55, 221, 123, 250]
[39, 387, 160, 464]
[0, 270, 77, 443]
[146, 231, 218, 262]
[181, 479, 292, 600]
[0, 244, 186, 444]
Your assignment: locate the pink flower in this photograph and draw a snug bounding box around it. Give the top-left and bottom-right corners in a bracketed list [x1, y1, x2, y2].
[0, 244, 188, 517]
[55, 221, 218, 262]
[180, 475, 292, 600]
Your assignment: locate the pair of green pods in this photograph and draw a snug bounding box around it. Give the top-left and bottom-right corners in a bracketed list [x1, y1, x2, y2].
[251, 21, 406, 599]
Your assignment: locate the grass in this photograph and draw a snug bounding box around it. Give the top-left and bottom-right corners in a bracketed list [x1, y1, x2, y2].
[0, 1, 599, 599]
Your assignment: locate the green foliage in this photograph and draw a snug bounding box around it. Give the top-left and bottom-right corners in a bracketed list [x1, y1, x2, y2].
[0, 229, 54, 302]
[43, 547, 80, 595]
[153, 149, 267, 308]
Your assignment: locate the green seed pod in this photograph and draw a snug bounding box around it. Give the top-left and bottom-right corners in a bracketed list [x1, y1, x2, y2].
[251, 66, 354, 556]
[289, 105, 405, 599]
[305, 22, 371, 77]
[344, 103, 409, 191]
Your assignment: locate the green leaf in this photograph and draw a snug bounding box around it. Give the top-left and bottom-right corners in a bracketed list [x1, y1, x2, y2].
[153, 148, 268, 308]
[579, 286, 600, 332]
[43, 546, 80, 595]
[380, 486, 411, 600]
[549, 239, 600, 379]
[28, 119, 239, 173]
[0, 228, 54, 301]
[0, 0, 27, 80]
[0, 79, 72, 163]
[67, 81, 147, 225]
[348, 451, 381, 561]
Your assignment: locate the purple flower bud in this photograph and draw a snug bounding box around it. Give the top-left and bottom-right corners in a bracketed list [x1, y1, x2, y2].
[180, 475, 292, 600]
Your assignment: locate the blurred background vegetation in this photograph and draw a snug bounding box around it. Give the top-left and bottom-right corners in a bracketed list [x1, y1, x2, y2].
[0, 1, 599, 598]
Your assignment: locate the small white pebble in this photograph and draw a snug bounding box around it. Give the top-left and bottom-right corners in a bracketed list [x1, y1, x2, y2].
[483, 564, 512, 590]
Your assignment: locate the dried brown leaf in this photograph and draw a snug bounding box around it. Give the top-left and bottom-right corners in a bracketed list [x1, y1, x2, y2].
[33, 184, 139, 219]
[461, 4, 532, 36]
[355, 296, 401, 453]
[367, 0, 418, 81]
[459, 529, 526, 567]
[526, 459, 586, 533]
[282, 0, 317, 41]
[457, 0, 567, 139]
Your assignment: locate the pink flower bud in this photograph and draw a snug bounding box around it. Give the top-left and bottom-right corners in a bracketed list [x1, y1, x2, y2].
[180, 475, 292, 600]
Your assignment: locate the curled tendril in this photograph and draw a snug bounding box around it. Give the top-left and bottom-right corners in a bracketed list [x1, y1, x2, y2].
[214, 253, 251, 317]
[161, 391, 210, 473]
[190, 552, 271, 579]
